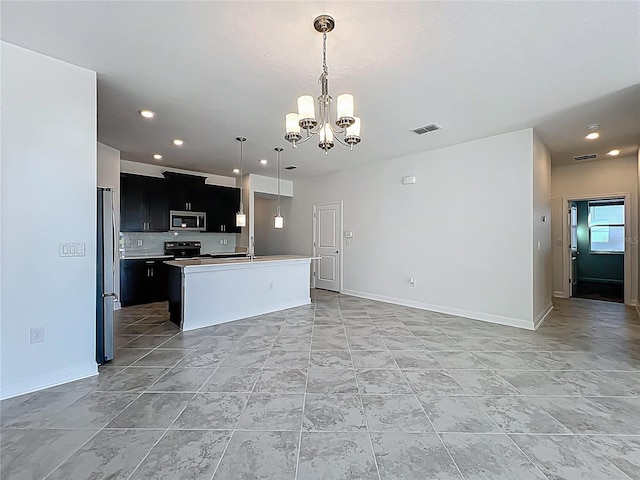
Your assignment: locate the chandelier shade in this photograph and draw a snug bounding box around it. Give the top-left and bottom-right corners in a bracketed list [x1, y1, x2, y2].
[284, 15, 362, 154]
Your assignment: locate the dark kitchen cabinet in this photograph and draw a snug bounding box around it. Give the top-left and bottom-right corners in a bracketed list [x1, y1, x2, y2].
[204, 185, 242, 233]
[163, 172, 206, 212]
[120, 174, 168, 232]
[120, 259, 168, 307]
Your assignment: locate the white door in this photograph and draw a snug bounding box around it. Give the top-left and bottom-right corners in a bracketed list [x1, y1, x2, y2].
[314, 202, 342, 292]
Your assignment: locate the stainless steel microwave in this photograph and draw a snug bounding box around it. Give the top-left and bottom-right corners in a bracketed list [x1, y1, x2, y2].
[169, 210, 207, 231]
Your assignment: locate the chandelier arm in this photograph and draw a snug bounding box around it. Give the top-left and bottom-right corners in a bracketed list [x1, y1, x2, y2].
[333, 134, 349, 147]
[295, 134, 316, 146]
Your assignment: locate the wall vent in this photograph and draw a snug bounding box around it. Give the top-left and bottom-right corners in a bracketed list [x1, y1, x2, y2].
[574, 154, 597, 161]
[410, 123, 441, 135]
[284, 165, 298, 170]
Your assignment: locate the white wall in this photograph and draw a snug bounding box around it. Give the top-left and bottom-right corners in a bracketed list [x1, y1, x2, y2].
[551, 156, 639, 305]
[120, 159, 236, 187]
[98, 143, 121, 308]
[285, 129, 538, 328]
[532, 133, 553, 326]
[254, 195, 292, 256]
[1, 43, 97, 399]
[243, 174, 293, 253]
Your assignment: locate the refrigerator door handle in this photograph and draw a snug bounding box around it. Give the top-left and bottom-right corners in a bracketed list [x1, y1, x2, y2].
[103, 292, 119, 300]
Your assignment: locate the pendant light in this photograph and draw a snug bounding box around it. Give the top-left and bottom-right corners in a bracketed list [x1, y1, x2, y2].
[274, 147, 284, 229]
[235, 137, 247, 227]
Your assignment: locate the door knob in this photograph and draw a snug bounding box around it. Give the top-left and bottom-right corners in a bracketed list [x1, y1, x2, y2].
[335, 250, 339, 254]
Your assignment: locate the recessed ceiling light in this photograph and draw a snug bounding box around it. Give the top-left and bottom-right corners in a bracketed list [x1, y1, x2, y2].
[607, 149, 620, 156]
[233, 168, 240, 174]
[585, 123, 600, 140]
[173, 139, 184, 146]
[153, 154, 162, 160]
[260, 159, 268, 165]
[138, 109, 156, 119]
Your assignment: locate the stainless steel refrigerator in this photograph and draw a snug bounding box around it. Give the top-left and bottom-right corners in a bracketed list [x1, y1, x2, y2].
[96, 188, 117, 363]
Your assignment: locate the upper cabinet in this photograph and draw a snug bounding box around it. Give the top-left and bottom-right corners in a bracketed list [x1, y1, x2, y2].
[121, 174, 168, 232]
[120, 172, 241, 233]
[163, 172, 207, 212]
[204, 185, 242, 233]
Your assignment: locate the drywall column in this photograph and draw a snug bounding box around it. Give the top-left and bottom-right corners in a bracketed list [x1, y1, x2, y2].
[1, 42, 97, 399]
[285, 128, 537, 328]
[532, 133, 553, 326]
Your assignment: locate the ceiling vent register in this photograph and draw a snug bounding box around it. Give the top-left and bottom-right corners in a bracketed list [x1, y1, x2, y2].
[574, 154, 597, 161]
[411, 124, 442, 135]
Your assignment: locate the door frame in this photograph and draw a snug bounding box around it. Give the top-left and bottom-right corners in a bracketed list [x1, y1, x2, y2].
[312, 201, 344, 292]
[561, 192, 633, 304]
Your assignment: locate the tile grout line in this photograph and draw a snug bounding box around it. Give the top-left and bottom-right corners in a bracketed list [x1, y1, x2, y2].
[41, 388, 146, 480]
[208, 319, 280, 480]
[342, 303, 383, 480]
[293, 297, 316, 480]
[388, 329, 468, 480]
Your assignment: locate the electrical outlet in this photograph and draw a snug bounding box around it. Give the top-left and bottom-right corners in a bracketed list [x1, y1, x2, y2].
[220, 239, 224, 244]
[30, 327, 45, 344]
[409, 277, 416, 287]
[223, 239, 228, 245]
[137, 239, 143, 246]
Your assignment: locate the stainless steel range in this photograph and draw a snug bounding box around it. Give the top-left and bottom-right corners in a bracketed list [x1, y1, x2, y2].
[164, 241, 201, 259]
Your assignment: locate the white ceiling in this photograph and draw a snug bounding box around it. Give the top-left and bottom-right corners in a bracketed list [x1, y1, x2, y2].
[2, 1, 639, 178]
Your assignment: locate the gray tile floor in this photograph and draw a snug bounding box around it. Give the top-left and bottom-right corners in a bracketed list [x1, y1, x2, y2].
[2, 290, 639, 479]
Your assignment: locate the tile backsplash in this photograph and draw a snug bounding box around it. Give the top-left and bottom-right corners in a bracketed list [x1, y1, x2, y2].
[121, 231, 238, 257]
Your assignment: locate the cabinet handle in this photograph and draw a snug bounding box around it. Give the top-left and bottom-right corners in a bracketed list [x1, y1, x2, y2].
[151, 267, 154, 277]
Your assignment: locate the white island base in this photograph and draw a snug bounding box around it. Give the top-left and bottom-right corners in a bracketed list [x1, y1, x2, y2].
[165, 255, 315, 332]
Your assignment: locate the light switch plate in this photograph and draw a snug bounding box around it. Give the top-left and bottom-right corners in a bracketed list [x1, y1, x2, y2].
[59, 242, 86, 257]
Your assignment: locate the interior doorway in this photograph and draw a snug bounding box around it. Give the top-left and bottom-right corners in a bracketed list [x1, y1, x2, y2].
[565, 196, 627, 303]
[312, 201, 343, 292]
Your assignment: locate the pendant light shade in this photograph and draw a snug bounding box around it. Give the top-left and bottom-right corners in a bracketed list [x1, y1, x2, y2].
[274, 147, 284, 229]
[274, 212, 284, 229]
[235, 137, 247, 228]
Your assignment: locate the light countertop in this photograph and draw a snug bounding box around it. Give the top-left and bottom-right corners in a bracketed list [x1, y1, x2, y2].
[165, 255, 318, 269]
[121, 251, 244, 260]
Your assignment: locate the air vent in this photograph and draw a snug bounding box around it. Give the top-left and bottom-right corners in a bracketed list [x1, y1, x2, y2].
[284, 165, 298, 170]
[574, 154, 597, 161]
[410, 123, 441, 135]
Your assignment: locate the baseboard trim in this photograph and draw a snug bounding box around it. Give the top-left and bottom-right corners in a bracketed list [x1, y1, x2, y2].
[533, 303, 554, 330]
[635, 300, 640, 319]
[0, 361, 98, 401]
[341, 289, 535, 330]
[554, 291, 567, 298]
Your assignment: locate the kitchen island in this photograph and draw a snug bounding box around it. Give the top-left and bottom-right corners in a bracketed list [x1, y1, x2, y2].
[165, 255, 316, 331]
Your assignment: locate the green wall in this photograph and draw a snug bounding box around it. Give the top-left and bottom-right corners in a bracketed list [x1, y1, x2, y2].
[576, 201, 624, 284]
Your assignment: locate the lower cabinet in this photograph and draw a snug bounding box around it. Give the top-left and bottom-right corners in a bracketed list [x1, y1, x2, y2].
[120, 259, 168, 307]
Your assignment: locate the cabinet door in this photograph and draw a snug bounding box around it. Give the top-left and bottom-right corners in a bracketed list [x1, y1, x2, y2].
[221, 186, 242, 233]
[203, 186, 223, 232]
[120, 260, 149, 306]
[164, 173, 206, 212]
[149, 261, 168, 302]
[144, 177, 168, 231]
[120, 175, 145, 232]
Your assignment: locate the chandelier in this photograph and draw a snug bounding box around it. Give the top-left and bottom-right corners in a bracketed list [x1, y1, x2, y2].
[284, 15, 361, 155]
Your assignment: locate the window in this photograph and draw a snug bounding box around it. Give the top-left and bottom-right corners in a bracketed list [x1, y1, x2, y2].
[589, 201, 624, 253]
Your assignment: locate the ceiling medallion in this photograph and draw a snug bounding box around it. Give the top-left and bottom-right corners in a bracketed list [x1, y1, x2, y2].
[284, 15, 361, 155]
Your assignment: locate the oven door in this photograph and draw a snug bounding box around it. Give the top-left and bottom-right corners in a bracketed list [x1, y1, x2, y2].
[170, 211, 207, 231]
